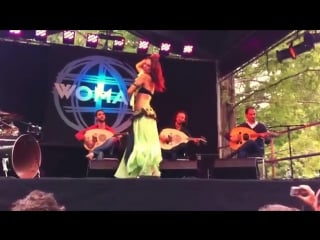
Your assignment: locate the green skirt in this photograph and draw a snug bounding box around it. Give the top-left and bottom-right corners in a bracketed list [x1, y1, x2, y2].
[114, 113, 162, 178]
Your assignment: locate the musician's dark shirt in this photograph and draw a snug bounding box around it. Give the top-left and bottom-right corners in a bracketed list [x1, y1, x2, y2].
[238, 122, 271, 145]
[225, 122, 270, 158]
[168, 124, 191, 137]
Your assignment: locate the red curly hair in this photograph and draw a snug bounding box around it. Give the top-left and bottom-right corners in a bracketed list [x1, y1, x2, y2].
[148, 55, 166, 92]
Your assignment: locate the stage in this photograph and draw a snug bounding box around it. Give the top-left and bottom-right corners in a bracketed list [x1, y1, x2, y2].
[5, 139, 315, 211]
[1, 177, 319, 211]
[1, 148, 319, 211]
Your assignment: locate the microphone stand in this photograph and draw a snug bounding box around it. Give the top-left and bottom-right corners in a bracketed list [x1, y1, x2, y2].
[270, 124, 305, 179]
[287, 126, 294, 179]
[18, 120, 34, 128]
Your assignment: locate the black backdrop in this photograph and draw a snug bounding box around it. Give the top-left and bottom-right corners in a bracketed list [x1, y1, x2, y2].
[0, 41, 217, 177]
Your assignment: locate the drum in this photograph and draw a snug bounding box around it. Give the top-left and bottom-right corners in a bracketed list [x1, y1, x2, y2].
[0, 134, 41, 178]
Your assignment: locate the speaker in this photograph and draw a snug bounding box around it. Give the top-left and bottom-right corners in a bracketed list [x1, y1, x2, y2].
[87, 158, 119, 177]
[212, 158, 259, 179]
[87, 159, 199, 178]
[160, 159, 198, 178]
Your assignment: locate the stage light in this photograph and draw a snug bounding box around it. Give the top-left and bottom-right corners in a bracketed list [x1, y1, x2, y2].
[111, 36, 125, 51]
[63, 30, 75, 45]
[35, 30, 47, 42]
[276, 42, 314, 62]
[9, 30, 22, 37]
[86, 33, 99, 48]
[276, 32, 315, 63]
[137, 40, 149, 54]
[159, 42, 171, 56]
[303, 31, 315, 50]
[182, 44, 194, 57]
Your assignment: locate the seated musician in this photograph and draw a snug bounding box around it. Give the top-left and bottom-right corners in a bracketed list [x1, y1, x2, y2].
[224, 106, 271, 158]
[75, 109, 121, 161]
[160, 110, 201, 161]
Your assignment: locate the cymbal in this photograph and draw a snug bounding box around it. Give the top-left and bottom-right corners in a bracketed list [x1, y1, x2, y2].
[2, 113, 21, 121]
[0, 110, 10, 116]
[0, 112, 21, 121]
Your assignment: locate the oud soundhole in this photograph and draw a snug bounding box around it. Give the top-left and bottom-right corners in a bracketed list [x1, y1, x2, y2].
[243, 133, 249, 141]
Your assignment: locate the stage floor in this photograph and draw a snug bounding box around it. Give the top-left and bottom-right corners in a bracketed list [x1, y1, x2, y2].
[1, 177, 319, 211]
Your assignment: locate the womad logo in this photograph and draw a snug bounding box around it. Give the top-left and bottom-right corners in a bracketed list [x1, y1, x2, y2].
[53, 55, 136, 133]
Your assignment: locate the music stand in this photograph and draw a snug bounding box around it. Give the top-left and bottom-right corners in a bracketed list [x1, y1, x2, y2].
[269, 124, 305, 179]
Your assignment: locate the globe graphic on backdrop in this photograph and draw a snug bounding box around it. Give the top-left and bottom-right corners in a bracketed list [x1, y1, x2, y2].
[53, 55, 137, 133]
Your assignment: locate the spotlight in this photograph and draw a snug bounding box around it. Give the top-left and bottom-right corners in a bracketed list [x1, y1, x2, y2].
[35, 30, 47, 42]
[9, 30, 22, 38]
[182, 44, 194, 57]
[111, 36, 125, 51]
[303, 31, 314, 49]
[137, 40, 149, 55]
[86, 33, 99, 48]
[276, 34, 315, 63]
[63, 30, 75, 45]
[159, 42, 171, 56]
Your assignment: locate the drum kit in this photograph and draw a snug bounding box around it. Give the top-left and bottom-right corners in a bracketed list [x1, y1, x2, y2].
[0, 110, 42, 179]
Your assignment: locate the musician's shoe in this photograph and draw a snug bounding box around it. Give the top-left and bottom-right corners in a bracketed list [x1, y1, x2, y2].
[86, 152, 94, 161]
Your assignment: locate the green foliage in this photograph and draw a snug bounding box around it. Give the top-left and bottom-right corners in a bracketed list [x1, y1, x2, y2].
[232, 31, 320, 179]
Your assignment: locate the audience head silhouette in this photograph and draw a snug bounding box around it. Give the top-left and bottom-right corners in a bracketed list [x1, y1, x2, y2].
[11, 189, 65, 211]
[258, 203, 300, 211]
